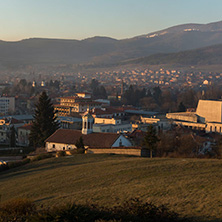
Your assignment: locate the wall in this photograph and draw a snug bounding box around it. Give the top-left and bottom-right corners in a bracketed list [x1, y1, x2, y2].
[206, 122, 222, 133]
[94, 117, 119, 125]
[86, 148, 142, 156]
[166, 112, 198, 123]
[45, 142, 77, 152]
[17, 128, 31, 146]
[112, 135, 132, 147]
[196, 100, 222, 123]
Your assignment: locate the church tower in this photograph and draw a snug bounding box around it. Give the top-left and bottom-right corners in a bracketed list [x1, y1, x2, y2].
[82, 111, 94, 135]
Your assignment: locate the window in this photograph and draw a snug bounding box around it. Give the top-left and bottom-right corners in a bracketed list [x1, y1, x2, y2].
[63, 147, 65, 150]
[119, 139, 122, 147]
[53, 144, 55, 148]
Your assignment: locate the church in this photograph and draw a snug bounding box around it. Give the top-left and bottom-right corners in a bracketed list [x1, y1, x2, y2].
[45, 111, 132, 152]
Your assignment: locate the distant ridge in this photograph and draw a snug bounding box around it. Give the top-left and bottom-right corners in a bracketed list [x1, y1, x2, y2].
[122, 44, 222, 66]
[1, 20, 222, 68]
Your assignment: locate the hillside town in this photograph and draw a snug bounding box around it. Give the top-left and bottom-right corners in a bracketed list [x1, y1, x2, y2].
[0, 83, 222, 159]
[1, 2, 222, 220]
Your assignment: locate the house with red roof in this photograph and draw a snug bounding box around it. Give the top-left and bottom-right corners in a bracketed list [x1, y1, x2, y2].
[45, 111, 132, 152]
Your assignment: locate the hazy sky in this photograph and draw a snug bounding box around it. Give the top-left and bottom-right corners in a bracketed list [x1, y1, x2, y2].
[0, 0, 221, 41]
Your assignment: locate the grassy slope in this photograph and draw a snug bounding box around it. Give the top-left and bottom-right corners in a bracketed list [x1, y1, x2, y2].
[0, 154, 222, 221]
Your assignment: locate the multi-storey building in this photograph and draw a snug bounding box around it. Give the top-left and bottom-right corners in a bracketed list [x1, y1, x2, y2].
[54, 95, 102, 116]
[0, 97, 15, 115]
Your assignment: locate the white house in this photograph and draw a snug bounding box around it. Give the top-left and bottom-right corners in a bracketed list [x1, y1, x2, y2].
[45, 111, 132, 152]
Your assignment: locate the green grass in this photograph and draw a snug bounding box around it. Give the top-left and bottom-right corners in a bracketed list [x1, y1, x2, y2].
[0, 154, 222, 221]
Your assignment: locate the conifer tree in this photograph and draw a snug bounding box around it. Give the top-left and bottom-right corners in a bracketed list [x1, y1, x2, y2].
[142, 125, 159, 158]
[9, 125, 16, 147]
[75, 136, 85, 149]
[29, 91, 59, 148]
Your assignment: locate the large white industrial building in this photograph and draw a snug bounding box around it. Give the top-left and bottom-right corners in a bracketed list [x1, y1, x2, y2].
[166, 100, 222, 134]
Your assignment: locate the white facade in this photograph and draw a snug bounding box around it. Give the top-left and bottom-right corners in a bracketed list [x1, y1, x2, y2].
[76, 92, 91, 99]
[94, 117, 121, 125]
[141, 116, 171, 131]
[82, 112, 94, 134]
[205, 122, 222, 133]
[196, 100, 222, 123]
[45, 134, 132, 152]
[46, 142, 77, 152]
[111, 135, 132, 147]
[93, 122, 132, 133]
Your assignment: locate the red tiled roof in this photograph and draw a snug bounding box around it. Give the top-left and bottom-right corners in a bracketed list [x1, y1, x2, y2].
[45, 129, 120, 148]
[18, 123, 32, 130]
[129, 129, 146, 138]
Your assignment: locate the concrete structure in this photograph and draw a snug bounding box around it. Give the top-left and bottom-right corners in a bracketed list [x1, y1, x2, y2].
[93, 117, 132, 133]
[205, 122, 222, 133]
[196, 100, 222, 123]
[141, 116, 171, 131]
[76, 92, 91, 99]
[166, 100, 222, 134]
[86, 148, 143, 156]
[17, 124, 32, 147]
[93, 122, 132, 133]
[0, 97, 15, 115]
[0, 117, 24, 145]
[166, 112, 199, 123]
[55, 96, 102, 116]
[58, 116, 82, 130]
[82, 111, 94, 135]
[90, 107, 126, 119]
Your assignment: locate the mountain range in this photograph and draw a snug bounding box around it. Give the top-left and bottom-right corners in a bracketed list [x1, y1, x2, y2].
[122, 44, 222, 66]
[1, 20, 222, 68]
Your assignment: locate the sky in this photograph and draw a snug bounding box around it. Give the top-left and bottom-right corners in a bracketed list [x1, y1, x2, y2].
[0, 0, 222, 41]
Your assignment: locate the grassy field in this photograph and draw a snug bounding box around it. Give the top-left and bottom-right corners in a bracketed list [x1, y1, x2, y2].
[0, 154, 222, 221]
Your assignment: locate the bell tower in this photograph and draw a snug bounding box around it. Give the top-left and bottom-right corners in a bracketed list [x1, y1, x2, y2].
[82, 111, 94, 135]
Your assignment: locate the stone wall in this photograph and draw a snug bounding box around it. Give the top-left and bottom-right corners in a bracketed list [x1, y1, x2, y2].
[86, 148, 143, 156]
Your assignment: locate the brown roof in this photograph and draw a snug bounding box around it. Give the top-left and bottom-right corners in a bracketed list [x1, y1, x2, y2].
[45, 129, 120, 148]
[18, 123, 32, 130]
[129, 129, 146, 138]
[1, 117, 24, 124]
[90, 107, 125, 115]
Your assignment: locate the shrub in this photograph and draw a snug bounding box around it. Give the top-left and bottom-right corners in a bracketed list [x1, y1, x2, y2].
[7, 158, 30, 169]
[31, 153, 53, 162]
[0, 198, 188, 222]
[56, 150, 66, 157]
[35, 198, 186, 222]
[77, 148, 85, 154]
[0, 198, 35, 222]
